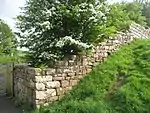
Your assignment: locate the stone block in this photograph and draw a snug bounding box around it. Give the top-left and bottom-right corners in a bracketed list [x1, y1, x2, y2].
[44, 76, 53, 82]
[28, 68, 41, 76]
[46, 81, 60, 88]
[56, 88, 64, 96]
[65, 77, 71, 80]
[68, 60, 75, 66]
[53, 76, 65, 81]
[70, 80, 78, 86]
[35, 76, 44, 83]
[36, 91, 46, 100]
[48, 96, 58, 102]
[55, 61, 68, 67]
[35, 83, 45, 91]
[67, 72, 75, 76]
[56, 68, 64, 74]
[61, 80, 69, 87]
[46, 89, 56, 95]
[44, 68, 56, 75]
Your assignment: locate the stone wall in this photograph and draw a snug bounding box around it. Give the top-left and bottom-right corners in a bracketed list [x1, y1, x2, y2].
[13, 23, 150, 108]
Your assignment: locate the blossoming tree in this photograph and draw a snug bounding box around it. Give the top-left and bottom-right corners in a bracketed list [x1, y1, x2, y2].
[17, 0, 109, 67]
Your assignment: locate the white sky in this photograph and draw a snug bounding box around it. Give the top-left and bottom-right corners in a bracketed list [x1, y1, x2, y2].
[0, 0, 132, 31]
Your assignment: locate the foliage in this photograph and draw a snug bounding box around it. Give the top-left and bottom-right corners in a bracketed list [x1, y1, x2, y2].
[105, 3, 131, 32]
[106, 1, 146, 32]
[142, 2, 150, 27]
[30, 39, 150, 113]
[17, 0, 109, 67]
[17, 0, 149, 67]
[0, 19, 17, 56]
[123, 1, 146, 26]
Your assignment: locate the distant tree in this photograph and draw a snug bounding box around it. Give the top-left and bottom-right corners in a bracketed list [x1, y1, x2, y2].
[0, 19, 17, 56]
[123, 1, 146, 26]
[142, 2, 150, 27]
[134, 0, 150, 27]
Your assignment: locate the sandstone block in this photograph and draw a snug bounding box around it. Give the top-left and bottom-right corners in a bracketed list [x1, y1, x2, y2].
[67, 72, 75, 76]
[48, 96, 58, 102]
[53, 76, 65, 81]
[44, 68, 56, 75]
[46, 89, 56, 94]
[36, 91, 46, 100]
[56, 69, 64, 74]
[70, 80, 78, 86]
[35, 76, 44, 83]
[61, 80, 69, 87]
[46, 81, 60, 88]
[36, 83, 45, 91]
[56, 88, 64, 96]
[44, 76, 53, 82]
[28, 68, 41, 75]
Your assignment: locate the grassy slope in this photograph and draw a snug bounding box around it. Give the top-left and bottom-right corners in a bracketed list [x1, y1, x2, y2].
[32, 39, 150, 113]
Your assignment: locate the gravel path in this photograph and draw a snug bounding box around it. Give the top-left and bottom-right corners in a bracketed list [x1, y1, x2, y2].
[0, 73, 22, 113]
[0, 93, 22, 113]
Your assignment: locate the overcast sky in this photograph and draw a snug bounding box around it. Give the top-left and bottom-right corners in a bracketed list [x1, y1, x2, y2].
[0, 0, 132, 31]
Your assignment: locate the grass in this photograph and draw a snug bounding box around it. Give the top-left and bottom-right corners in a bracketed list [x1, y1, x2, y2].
[31, 39, 150, 113]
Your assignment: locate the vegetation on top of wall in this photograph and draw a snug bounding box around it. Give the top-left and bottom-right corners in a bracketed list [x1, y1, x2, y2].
[31, 39, 150, 113]
[16, 0, 148, 67]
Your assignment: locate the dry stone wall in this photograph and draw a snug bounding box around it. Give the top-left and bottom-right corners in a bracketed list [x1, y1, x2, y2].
[13, 23, 150, 108]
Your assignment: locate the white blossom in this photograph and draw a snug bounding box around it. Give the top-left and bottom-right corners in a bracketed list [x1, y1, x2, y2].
[56, 36, 93, 49]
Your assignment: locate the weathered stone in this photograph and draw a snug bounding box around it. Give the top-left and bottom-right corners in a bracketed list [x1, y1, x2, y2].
[56, 69, 64, 74]
[65, 77, 71, 80]
[46, 89, 56, 95]
[28, 68, 41, 75]
[51, 91, 57, 96]
[35, 76, 44, 83]
[36, 83, 45, 91]
[53, 76, 65, 81]
[48, 96, 59, 102]
[44, 68, 56, 75]
[68, 60, 75, 66]
[61, 80, 69, 87]
[65, 87, 72, 91]
[70, 80, 78, 86]
[35, 99, 46, 105]
[56, 88, 64, 96]
[36, 91, 46, 100]
[86, 68, 92, 73]
[46, 81, 60, 88]
[45, 89, 57, 97]
[28, 80, 35, 89]
[44, 76, 53, 82]
[67, 72, 75, 76]
[55, 61, 68, 67]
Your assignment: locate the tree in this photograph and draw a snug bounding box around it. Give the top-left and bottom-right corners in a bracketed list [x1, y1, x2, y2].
[123, 1, 146, 26]
[134, 0, 150, 27]
[17, 0, 109, 67]
[142, 2, 150, 27]
[0, 19, 17, 56]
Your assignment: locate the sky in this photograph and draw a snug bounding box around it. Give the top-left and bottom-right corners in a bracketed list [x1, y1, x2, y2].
[0, 0, 132, 31]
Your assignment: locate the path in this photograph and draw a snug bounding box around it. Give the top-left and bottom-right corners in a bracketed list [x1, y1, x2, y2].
[0, 93, 22, 113]
[0, 73, 22, 113]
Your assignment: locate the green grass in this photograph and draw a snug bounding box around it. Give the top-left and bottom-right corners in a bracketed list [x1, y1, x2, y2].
[31, 39, 150, 113]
